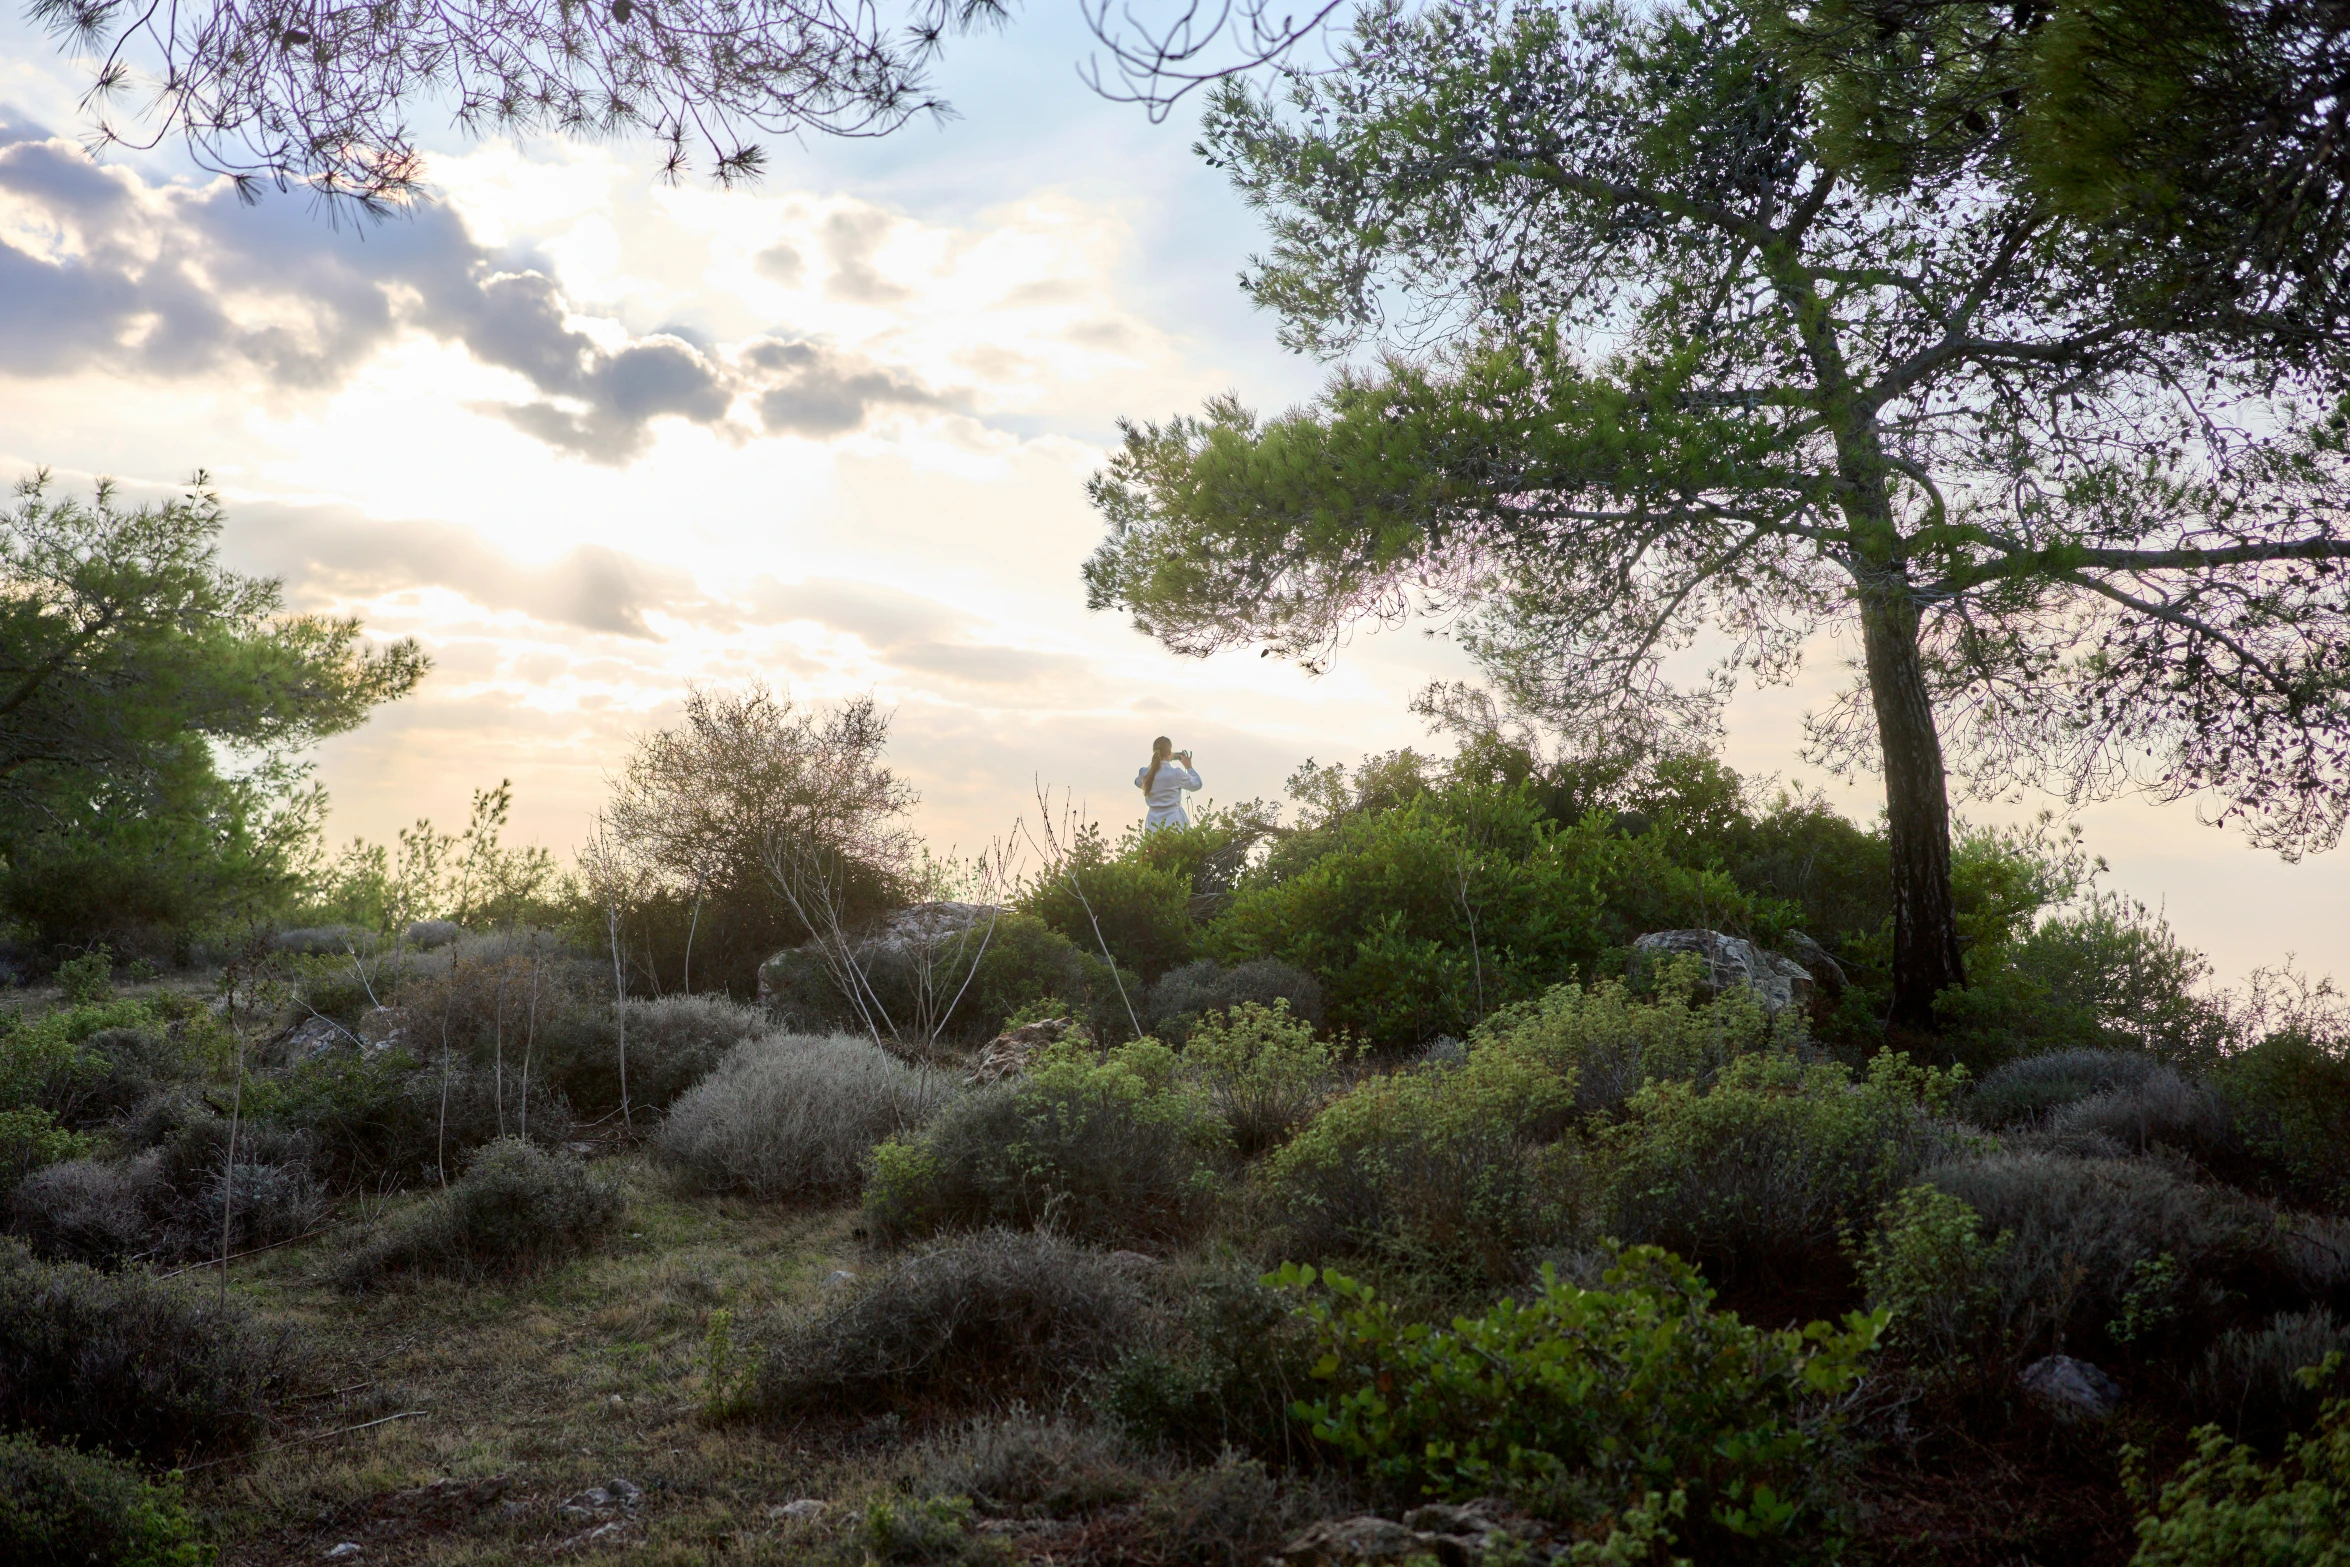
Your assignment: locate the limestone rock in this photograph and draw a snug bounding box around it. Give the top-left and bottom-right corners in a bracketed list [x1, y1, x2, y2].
[1273, 1501, 1521, 1566]
[2021, 1354, 2122, 1421]
[967, 1016, 1080, 1086]
[1632, 929, 1815, 1014]
[1781, 931, 1847, 1000]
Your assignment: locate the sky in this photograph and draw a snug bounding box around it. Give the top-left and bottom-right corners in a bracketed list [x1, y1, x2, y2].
[1, 5, 2343, 987]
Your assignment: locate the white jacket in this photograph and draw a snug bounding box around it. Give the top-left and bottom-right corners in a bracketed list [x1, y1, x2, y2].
[1135, 762, 1202, 813]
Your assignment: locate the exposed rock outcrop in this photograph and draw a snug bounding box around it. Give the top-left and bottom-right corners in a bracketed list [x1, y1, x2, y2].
[1631, 928, 1816, 1014]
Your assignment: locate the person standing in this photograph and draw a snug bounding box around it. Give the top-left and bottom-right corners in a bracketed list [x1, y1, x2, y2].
[1136, 736, 1202, 833]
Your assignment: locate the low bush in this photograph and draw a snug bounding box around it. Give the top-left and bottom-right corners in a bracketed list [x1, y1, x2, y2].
[1922, 1152, 2292, 1361]
[2218, 1032, 2350, 1209]
[535, 992, 770, 1120]
[1176, 1001, 1344, 1158]
[338, 1138, 622, 1288]
[2049, 1067, 2234, 1162]
[1130, 1455, 1320, 1567]
[2189, 1310, 2350, 1444]
[1857, 1184, 2014, 1381]
[0, 1108, 86, 1197]
[1483, 969, 1795, 1115]
[1102, 1265, 1319, 1463]
[1964, 1048, 2165, 1129]
[752, 1228, 1147, 1419]
[2125, 1357, 2350, 1567]
[762, 912, 1112, 1046]
[1600, 1051, 1968, 1283]
[7, 1158, 156, 1268]
[1279, 1245, 1883, 1559]
[242, 1045, 575, 1192]
[659, 1033, 945, 1199]
[0, 1237, 299, 1462]
[917, 1413, 1147, 1519]
[0, 1433, 212, 1567]
[1147, 960, 1324, 1042]
[854, 1494, 1008, 1565]
[1260, 1016, 1584, 1282]
[864, 1039, 1218, 1249]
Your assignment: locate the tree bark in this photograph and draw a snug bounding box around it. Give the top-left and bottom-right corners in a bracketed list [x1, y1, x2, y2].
[1859, 585, 1968, 1029]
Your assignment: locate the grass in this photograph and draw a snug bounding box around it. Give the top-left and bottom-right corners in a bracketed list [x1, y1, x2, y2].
[190, 1158, 880, 1564]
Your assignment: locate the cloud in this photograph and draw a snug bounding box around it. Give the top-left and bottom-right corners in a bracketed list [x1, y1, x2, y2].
[821, 209, 909, 304]
[0, 124, 954, 461]
[744, 338, 950, 436]
[231, 499, 709, 637]
[747, 575, 1082, 687]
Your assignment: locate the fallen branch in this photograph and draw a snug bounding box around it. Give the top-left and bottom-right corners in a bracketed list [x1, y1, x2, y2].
[180, 1410, 429, 1472]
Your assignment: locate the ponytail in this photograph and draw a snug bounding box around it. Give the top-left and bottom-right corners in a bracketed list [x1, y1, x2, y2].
[1144, 735, 1173, 793]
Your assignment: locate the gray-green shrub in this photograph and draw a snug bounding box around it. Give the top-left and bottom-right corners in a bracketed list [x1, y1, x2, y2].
[0, 1237, 300, 1462]
[2189, 1310, 2350, 1443]
[1963, 1048, 2163, 1129]
[1923, 1152, 2285, 1358]
[537, 992, 770, 1119]
[0, 1433, 211, 1567]
[658, 1033, 945, 1199]
[338, 1137, 621, 1288]
[1147, 959, 1324, 1042]
[753, 1228, 1147, 1419]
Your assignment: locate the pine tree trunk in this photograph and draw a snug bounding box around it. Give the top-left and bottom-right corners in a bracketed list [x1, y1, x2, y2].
[1859, 585, 1967, 1029]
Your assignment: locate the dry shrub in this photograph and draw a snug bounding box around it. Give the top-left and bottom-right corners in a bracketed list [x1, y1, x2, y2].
[2189, 1307, 2350, 1441]
[916, 1412, 1147, 1518]
[753, 1228, 1147, 1420]
[1964, 1048, 2163, 1129]
[658, 1033, 945, 1199]
[338, 1138, 622, 1289]
[2046, 1067, 2233, 1159]
[0, 1237, 301, 1463]
[1925, 1152, 2286, 1356]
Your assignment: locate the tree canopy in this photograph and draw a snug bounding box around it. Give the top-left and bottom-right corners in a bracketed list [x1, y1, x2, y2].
[1084, 0, 2350, 1028]
[0, 471, 426, 955]
[31, 0, 1009, 208]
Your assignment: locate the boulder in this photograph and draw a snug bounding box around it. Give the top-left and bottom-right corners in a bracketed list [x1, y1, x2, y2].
[967, 1015, 1080, 1086]
[1274, 1500, 1522, 1566]
[2021, 1354, 2122, 1422]
[278, 1015, 353, 1060]
[1781, 931, 1847, 1000]
[1632, 929, 1815, 1014]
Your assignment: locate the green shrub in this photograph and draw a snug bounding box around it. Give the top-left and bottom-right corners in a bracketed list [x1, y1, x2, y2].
[659, 1033, 947, 1198]
[1259, 1010, 1586, 1280]
[1176, 1000, 1345, 1158]
[1021, 823, 1204, 985]
[1146, 959, 1324, 1042]
[54, 949, 113, 1006]
[0, 1237, 299, 1462]
[855, 1494, 1009, 1566]
[0, 1108, 87, 1197]
[1280, 1245, 1883, 1558]
[760, 912, 1115, 1045]
[1102, 1265, 1318, 1463]
[338, 1138, 622, 1288]
[1857, 1184, 2013, 1379]
[1600, 1051, 1967, 1281]
[1477, 968, 1794, 1115]
[2219, 1032, 2350, 1209]
[0, 1433, 212, 1567]
[864, 1038, 1218, 1248]
[2125, 1357, 2350, 1567]
[753, 1228, 1146, 1420]
[1215, 785, 1785, 1048]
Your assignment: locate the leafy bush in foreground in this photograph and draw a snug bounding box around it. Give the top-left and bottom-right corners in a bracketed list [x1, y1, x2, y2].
[659, 1033, 945, 1199]
[339, 1138, 621, 1288]
[0, 1433, 212, 1567]
[2125, 1358, 2350, 1567]
[1281, 1246, 1884, 1560]
[0, 1238, 298, 1462]
[753, 1228, 1147, 1420]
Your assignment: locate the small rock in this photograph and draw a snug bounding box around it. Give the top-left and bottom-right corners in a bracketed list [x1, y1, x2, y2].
[557, 1487, 613, 1520]
[323, 1547, 362, 1561]
[769, 1498, 827, 1521]
[608, 1394, 625, 1409]
[605, 1478, 641, 1508]
[2022, 1354, 2123, 1421]
[821, 1269, 859, 1289]
[966, 1015, 1079, 1086]
[1274, 1516, 1432, 1565]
